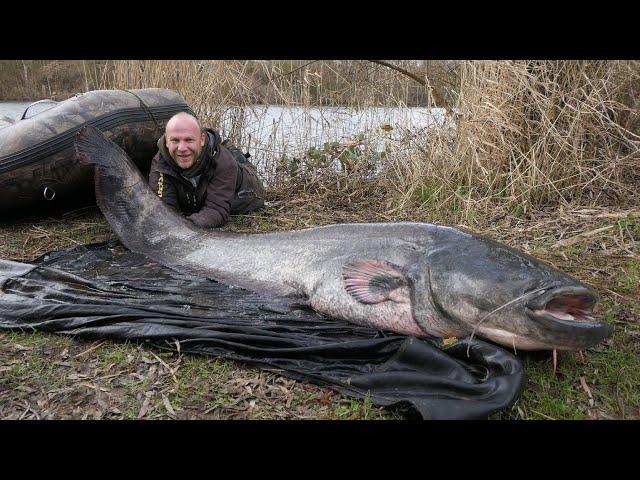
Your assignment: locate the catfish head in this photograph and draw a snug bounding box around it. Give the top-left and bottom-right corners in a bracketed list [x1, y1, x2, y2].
[342, 228, 612, 351]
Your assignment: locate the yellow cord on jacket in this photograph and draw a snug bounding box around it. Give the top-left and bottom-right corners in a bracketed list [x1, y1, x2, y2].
[157, 173, 164, 198]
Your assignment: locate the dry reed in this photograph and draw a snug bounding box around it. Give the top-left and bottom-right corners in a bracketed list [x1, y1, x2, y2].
[386, 60, 640, 223]
[108, 60, 640, 225]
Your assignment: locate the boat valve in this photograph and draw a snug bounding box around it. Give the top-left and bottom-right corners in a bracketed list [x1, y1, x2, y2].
[43, 186, 56, 201]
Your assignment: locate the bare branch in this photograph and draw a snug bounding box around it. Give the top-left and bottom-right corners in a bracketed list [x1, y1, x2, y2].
[368, 60, 445, 107]
[368, 60, 426, 86]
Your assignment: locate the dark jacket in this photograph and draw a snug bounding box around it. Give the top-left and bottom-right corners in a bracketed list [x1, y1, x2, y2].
[149, 129, 239, 228]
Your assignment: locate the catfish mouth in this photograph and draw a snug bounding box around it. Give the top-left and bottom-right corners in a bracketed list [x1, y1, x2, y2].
[527, 286, 598, 323]
[524, 286, 612, 349]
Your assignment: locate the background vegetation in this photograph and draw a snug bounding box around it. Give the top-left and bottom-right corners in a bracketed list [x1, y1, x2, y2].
[107, 60, 640, 223]
[3, 59, 637, 223]
[0, 60, 110, 100]
[0, 60, 454, 105]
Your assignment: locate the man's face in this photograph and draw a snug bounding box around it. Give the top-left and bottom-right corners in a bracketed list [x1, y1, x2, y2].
[165, 118, 206, 169]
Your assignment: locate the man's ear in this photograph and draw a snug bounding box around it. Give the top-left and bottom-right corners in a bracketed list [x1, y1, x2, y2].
[200, 131, 206, 147]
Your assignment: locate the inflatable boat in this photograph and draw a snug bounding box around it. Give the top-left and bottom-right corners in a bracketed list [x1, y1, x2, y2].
[0, 88, 194, 220]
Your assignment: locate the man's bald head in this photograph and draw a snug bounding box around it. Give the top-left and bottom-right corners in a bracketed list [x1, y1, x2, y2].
[165, 112, 203, 134]
[164, 112, 206, 170]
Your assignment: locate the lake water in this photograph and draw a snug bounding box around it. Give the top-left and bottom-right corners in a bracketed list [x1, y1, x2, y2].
[216, 105, 450, 180]
[1, 101, 450, 181]
[218, 105, 447, 151]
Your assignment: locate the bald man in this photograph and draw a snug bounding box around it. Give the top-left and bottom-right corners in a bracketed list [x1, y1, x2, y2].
[148, 113, 265, 228]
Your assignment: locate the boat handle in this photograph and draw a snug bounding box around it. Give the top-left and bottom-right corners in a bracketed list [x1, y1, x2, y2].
[21, 99, 59, 120]
[43, 186, 56, 201]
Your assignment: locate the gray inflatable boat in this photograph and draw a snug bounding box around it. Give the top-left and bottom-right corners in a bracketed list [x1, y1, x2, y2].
[0, 88, 193, 219]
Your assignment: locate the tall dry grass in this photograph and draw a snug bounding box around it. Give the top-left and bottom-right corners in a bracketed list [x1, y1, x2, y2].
[0, 61, 111, 100]
[109, 60, 640, 224]
[386, 60, 640, 222]
[110, 60, 439, 187]
[110, 60, 436, 116]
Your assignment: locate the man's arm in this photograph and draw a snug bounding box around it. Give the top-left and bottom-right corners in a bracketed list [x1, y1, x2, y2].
[187, 151, 238, 228]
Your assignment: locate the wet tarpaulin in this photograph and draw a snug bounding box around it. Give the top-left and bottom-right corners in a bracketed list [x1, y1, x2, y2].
[0, 241, 525, 419]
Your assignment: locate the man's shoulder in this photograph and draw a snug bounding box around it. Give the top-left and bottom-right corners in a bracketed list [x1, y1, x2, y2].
[150, 149, 164, 165]
[150, 150, 176, 175]
[214, 144, 239, 171]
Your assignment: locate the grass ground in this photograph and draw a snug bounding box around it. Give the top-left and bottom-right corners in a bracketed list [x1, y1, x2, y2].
[0, 200, 638, 420]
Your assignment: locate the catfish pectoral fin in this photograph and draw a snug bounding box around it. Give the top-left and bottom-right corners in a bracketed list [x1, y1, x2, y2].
[342, 259, 410, 304]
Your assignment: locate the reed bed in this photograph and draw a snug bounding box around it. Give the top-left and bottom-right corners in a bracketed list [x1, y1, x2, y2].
[0, 60, 111, 100]
[109, 60, 640, 225]
[109, 61, 446, 203]
[401, 60, 640, 223]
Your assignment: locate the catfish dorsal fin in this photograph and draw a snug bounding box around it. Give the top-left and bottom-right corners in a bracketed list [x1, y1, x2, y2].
[342, 260, 410, 304]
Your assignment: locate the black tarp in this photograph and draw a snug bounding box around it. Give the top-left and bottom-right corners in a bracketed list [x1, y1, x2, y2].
[0, 240, 525, 419]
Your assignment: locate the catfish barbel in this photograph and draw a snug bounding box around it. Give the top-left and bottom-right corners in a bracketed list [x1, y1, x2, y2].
[75, 126, 612, 351]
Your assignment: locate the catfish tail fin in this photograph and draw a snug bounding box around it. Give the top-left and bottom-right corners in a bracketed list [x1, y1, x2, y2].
[74, 125, 150, 220]
[75, 126, 135, 175]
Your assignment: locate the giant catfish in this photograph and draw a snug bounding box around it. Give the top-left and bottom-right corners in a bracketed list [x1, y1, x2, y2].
[74, 126, 612, 352]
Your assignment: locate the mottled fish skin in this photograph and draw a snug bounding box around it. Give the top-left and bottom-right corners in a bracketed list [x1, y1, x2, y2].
[75, 126, 612, 351]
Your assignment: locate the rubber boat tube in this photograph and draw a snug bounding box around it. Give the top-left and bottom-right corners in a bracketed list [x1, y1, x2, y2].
[0, 88, 193, 219]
